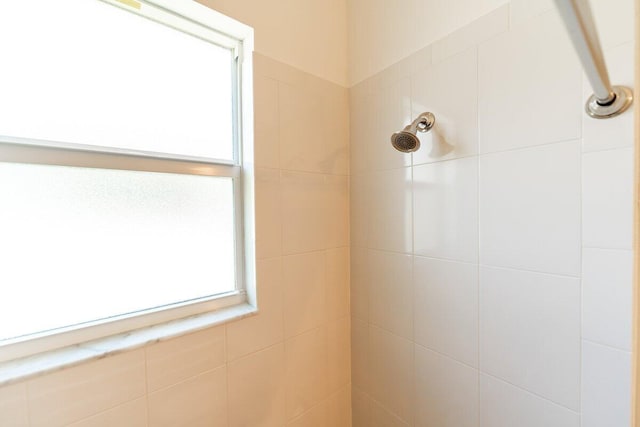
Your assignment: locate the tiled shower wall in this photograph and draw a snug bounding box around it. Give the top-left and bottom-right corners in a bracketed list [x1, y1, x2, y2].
[350, 2, 634, 427]
[0, 54, 351, 427]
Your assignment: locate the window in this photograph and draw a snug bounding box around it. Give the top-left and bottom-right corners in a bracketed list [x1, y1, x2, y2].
[0, 0, 255, 362]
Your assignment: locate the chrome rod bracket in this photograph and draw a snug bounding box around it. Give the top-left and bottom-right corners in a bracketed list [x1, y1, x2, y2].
[554, 0, 633, 119]
[585, 85, 633, 119]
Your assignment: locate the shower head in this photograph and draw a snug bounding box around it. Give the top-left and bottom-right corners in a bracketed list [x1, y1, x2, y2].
[391, 112, 435, 153]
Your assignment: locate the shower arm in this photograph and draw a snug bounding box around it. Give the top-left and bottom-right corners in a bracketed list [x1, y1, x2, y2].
[553, 0, 633, 118]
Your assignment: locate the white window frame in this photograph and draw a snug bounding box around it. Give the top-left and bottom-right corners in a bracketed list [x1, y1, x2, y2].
[0, 0, 256, 364]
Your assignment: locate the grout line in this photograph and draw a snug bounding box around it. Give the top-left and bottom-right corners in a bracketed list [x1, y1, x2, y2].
[280, 246, 349, 259]
[147, 365, 226, 395]
[414, 342, 479, 373]
[580, 246, 634, 253]
[227, 340, 286, 365]
[365, 390, 411, 426]
[258, 164, 350, 178]
[61, 399, 147, 427]
[223, 326, 231, 427]
[475, 263, 581, 280]
[143, 348, 150, 427]
[478, 137, 582, 157]
[349, 133, 594, 175]
[364, 247, 581, 280]
[476, 40, 482, 423]
[275, 78, 281, 174]
[582, 145, 636, 155]
[23, 381, 31, 427]
[582, 338, 633, 354]
[480, 371, 581, 415]
[577, 130, 584, 415]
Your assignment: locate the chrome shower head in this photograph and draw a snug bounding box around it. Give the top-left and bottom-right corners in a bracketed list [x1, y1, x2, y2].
[391, 112, 436, 153]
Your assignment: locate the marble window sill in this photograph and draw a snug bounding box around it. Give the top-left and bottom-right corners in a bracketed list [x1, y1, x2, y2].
[0, 303, 257, 387]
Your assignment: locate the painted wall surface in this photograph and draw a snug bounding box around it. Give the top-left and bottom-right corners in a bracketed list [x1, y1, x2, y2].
[349, 0, 635, 425]
[198, 0, 349, 87]
[347, 0, 635, 85]
[0, 53, 352, 427]
[347, 0, 510, 85]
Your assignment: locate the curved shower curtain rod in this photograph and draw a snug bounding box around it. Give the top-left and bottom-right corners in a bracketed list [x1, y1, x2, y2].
[554, 0, 633, 119]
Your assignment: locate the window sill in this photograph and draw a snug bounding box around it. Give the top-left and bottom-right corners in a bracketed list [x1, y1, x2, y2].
[0, 303, 257, 387]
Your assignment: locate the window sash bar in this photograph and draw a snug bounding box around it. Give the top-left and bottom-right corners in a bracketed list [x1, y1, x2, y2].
[0, 139, 240, 178]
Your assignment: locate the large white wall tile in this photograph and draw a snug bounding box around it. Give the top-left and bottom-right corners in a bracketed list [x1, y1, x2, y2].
[412, 48, 478, 164]
[583, 148, 634, 249]
[227, 344, 286, 427]
[479, 375, 579, 427]
[227, 258, 284, 360]
[369, 250, 413, 339]
[413, 157, 478, 263]
[431, 6, 509, 64]
[279, 80, 348, 175]
[369, 78, 412, 171]
[351, 317, 369, 392]
[414, 257, 478, 367]
[480, 266, 580, 410]
[327, 317, 351, 394]
[28, 350, 146, 427]
[368, 167, 413, 253]
[369, 326, 414, 424]
[350, 92, 375, 175]
[352, 387, 371, 427]
[286, 403, 325, 427]
[582, 341, 631, 427]
[509, 0, 555, 27]
[582, 43, 634, 153]
[68, 399, 147, 427]
[350, 173, 370, 248]
[253, 74, 279, 169]
[324, 385, 352, 427]
[414, 345, 478, 427]
[281, 171, 327, 254]
[145, 326, 226, 392]
[282, 251, 326, 338]
[363, 46, 432, 99]
[326, 247, 350, 321]
[350, 247, 369, 321]
[478, 11, 582, 153]
[370, 400, 410, 427]
[479, 141, 581, 276]
[591, 0, 635, 49]
[279, 82, 326, 174]
[147, 367, 227, 427]
[0, 383, 28, 427]
[480, 141, 580, 276]
[284, 327, 328, 420]
[324, 175, 350, 249]
[255, 168, 282, 259]
[582, 248, 632, 350]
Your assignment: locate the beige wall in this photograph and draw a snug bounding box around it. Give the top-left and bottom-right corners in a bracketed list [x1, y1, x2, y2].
[346, 0, 631, 85]
[0, 53, 351, 427]
[198, 0, 349, 87]
[347, 0, 509, 85]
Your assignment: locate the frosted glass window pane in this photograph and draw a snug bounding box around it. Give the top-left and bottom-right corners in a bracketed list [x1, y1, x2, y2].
[0, 0, 234, 160]
[0, 163, 236, 341]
